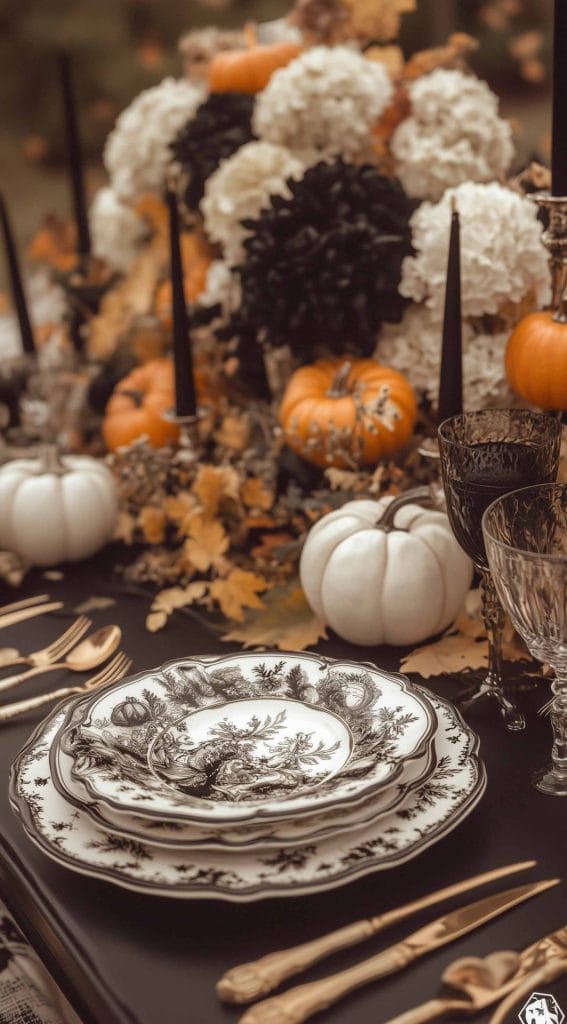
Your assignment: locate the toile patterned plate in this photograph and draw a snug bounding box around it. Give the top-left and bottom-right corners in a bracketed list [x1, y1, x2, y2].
[9, 689, 485, 901]
[61, 652, 436, 825]
[50, 697, 437, 850]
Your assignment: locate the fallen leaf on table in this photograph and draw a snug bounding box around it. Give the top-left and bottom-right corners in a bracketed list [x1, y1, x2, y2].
[113, 510, 137, 544]
[74, 596, 117, 614]
[214, 414, 250, 452]
[222, 580, 327, 651]
[0, 551, 29, 587]
[146, 581, 209, 632]
[184, 515, 229, 573]
[251, 532, 294, 560]
[210, 569, 267, 621]
[401, 633, 488, 678]
[241, 477, 274, 512]
[140, 506, 167, 545]
[192, 464, 240, 520]
[43, 570, 64, 581]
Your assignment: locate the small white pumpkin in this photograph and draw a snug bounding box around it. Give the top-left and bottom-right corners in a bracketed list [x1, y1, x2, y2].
[300, 487, 472, 647]
[0, 449, 118, 567]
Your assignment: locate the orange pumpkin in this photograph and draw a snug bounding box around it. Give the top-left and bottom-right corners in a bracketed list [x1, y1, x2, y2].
[279, 357, 417, 469]
[506, 310, 567, 410]
[102, 359, 180, 451]
[208, 41, 303, 94]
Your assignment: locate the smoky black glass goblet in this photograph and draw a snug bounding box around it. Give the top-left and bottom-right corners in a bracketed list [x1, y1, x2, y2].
[438, 409, 562, 732]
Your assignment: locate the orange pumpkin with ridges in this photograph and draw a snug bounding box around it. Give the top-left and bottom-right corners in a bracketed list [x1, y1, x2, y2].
[102, 359, 180, 451]
[279, 357, 417, 469]
[506, 310, 567, 410]
[208, 41, 303, 94]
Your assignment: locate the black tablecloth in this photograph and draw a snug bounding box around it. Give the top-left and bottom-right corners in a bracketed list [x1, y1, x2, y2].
[0, 552, 566, 1024]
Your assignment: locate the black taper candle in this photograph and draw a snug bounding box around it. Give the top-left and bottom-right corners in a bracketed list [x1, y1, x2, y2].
[166, 189, 197, 417]
[0, 192, 35, 354]
[57, 51, 91, 258]
[552, 0, 567, 196]
[438, 198, 462, 423]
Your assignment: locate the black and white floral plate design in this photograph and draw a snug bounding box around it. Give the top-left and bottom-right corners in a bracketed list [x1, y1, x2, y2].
[10, 689, 485, 901]
[50, 698, 437, 850]
[61, 653, 436, 825]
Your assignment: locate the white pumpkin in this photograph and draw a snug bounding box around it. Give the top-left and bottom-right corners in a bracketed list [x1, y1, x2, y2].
[0, 449, 118, 567]
[300, 488, 472, 647]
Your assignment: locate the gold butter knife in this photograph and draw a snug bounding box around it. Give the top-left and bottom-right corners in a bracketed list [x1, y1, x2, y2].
[0, 594, 51, 617]
[238, 878, 560, 1024]
[217, 861, 537, 1004]
[0, 602, 64, 629]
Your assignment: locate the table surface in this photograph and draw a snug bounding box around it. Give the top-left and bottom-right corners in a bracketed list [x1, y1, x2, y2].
[0, 553, 566, 1024]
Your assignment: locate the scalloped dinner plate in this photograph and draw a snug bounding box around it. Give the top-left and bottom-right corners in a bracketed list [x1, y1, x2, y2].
[59, 652, 436, 826]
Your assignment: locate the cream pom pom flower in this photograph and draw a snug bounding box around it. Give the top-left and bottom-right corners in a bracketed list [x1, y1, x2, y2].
[201, 142, 305, 264]
[400, 182, 550, 321]
[198, 259, 241, 316]
[390, 69, 514, 201]
[378, 305, 515, 411]
[90, 187, 148, 272]
[252, 45, 393, 163]
[104, 77, 205, 202]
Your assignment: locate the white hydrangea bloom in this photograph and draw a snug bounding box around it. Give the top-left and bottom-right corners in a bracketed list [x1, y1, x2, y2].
[252, 46, 393, 163]
[90, 187, 148, 272]
[198, 259, 241, 316]
[378, 305, 515, 411]
[201, 142, 305, 264]
[390, 69, 514, 201]
[104, 77, 205, 202]
[0, 269, 66, 360]
[400, 182, 550, 321]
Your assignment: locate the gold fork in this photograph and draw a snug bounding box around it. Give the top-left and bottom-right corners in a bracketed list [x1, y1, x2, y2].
[0, 652, 132, 721]
[0, 616, 92, 669]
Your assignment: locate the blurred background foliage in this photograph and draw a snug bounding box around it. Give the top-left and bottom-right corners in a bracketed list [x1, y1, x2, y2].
[0, 0, 554, 247]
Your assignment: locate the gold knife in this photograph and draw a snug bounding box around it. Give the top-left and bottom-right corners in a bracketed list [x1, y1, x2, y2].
[0, 602, 64, 629]
[238, 878, 560, 1024]
[0, 594, 51, 617]
[218, 861, 537, 1004]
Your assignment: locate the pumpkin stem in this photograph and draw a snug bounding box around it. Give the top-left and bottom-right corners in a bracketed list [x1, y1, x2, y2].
[377, 485, 433, 532]
[326, 361, 353, 399]
[119, 388, 145, 408]
[39, 444, 66, 476]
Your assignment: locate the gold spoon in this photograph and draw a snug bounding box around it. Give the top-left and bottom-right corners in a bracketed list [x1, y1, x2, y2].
[0, 625, 122, 693]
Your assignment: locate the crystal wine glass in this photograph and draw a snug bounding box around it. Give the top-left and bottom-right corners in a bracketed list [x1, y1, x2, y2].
[438, 409, 562, 732]
[483, 483, 567, 794]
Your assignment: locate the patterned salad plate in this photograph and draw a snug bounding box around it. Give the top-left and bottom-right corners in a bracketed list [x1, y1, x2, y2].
[10, 687, 485, 901]
[56, 652, 437, 825]
[50, 697, 437, 850]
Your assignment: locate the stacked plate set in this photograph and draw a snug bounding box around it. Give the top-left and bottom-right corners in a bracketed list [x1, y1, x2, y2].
[10, 652, 486, 901]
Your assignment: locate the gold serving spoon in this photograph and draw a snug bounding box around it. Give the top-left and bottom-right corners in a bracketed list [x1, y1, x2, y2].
[0, 624, 122, 693]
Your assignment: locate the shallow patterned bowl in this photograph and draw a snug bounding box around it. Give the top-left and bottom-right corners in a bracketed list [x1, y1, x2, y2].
[60, 651, 436, 826]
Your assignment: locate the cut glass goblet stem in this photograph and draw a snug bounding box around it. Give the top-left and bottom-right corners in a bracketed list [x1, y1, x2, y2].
[458, 570, 526, 732]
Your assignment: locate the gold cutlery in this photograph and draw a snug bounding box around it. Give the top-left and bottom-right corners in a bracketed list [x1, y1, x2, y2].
[0, 624, 122, 692]
[0, 594, 52, 617]
[0, 652, 132, 721]
[0, 601, 64, 631]
[383, 926, 567, 1024]
[237, 879, 560, 1024]
[0, 616, 91, 670]
[489, 958, 567, 1024]
[217, 861, 537, 1005]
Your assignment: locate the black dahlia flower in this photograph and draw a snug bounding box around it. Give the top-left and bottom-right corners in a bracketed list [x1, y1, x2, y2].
[223, 159, 415, 361]
[171, 92, 255, 211]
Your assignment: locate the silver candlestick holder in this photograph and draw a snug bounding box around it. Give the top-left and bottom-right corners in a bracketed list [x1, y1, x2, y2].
[162, 409, 203, 464]
[531, 192, 567, 309]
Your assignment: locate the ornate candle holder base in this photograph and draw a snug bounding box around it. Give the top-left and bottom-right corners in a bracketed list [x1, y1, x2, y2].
[162, 410, 203, 465]
[531, 192, 567, 308]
